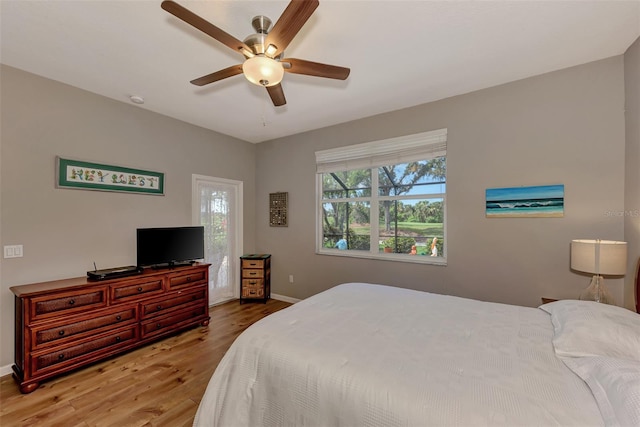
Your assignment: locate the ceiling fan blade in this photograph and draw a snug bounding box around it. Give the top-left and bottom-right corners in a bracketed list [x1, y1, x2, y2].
[265, 0, 319, 57]
[266, 84, 287, 106]
[282, 58, 350, 80]
[190, 65, 244, 86]
[161, 1, 252, 56]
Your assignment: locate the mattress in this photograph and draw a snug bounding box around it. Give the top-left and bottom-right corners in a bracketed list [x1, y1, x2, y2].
[194, 283, 603, 426]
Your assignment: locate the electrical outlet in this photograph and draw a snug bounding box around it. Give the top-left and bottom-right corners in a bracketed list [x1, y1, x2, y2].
[289, 275, 294, 283]
[4, 245, 23, 258]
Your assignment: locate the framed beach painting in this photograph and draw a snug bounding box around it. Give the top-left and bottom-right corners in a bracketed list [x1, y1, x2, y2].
[485, 184, 564, 218]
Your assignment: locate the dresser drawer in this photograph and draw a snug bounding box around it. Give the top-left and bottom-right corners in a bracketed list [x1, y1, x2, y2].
[31, 326, 137, 375]
[31, 305, 137, 349]
[30, 288, 108, 321]
[110, 277, 164, 302]
[141, 286, 207, 319]
[140, 305, 208, 339]
[168, 270, 207, 290]
[241, 259, 264, 269]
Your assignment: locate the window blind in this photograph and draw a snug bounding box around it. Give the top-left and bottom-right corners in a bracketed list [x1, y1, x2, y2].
[315, 128, 447, 173]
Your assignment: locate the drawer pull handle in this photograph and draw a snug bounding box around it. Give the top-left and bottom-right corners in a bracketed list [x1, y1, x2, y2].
[68, 299, 75, 305]
[115, 336, 121, 342]
[58, 354, 65, 360]
[192, 295, 198, 300]
[137, 287, 143, 292]
[157, 305, 162, 310]
[249, 272, 257, 276]
[187, 277, 192, 282]
[156, 323, 162, 329]
[249, 281, 257, 285]
[58, 330, 65, 336]
[116, 315, 122, 321]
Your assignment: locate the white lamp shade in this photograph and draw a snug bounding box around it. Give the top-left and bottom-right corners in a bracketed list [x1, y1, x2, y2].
[571, 239, 627, 275]
[242, 56, 284, 87]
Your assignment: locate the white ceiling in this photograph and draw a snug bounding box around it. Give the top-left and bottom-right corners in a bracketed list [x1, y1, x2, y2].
[1, 1, 639, 143]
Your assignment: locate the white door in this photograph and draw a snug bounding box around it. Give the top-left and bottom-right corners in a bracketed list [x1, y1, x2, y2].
[192, 175, 243, 305]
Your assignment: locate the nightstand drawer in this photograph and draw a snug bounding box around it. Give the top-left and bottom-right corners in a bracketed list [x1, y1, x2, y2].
[242, 286, 264, 298]
[242, 278, 264, 288]
[242, 259, 265, 269]
[242, 269, 264, 279]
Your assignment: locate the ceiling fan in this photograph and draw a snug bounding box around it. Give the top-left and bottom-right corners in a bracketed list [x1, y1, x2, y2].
[161, 0, 350, 107]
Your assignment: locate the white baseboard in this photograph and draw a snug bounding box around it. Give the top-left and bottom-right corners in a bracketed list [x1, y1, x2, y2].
[271, 293, 301, 304]
[1, 364, 13, 377]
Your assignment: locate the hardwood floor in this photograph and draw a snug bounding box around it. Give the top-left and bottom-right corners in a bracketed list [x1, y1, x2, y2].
[0, 298, 291, 427]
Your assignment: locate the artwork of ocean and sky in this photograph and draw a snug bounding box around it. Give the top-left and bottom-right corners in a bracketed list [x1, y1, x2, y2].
[486, 185, 564, 218]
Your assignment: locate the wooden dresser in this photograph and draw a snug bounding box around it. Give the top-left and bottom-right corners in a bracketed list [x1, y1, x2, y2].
[11, 263, 210, 393]
[239, 254, 271, 304]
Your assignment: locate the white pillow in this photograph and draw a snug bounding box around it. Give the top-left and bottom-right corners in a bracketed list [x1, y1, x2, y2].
[539, 300, 640, 361]
[562, 356, 640, 427]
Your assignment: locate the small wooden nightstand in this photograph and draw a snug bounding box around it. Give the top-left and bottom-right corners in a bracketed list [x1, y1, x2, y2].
[240, 254, 271, 304]
[541, 297, 558, 304]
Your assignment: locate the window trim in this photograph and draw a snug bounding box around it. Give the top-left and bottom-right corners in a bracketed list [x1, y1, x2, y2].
[315, 129, 448, 265]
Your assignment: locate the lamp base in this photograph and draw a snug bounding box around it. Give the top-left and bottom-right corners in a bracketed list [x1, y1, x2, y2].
[579, 275, 615, 304]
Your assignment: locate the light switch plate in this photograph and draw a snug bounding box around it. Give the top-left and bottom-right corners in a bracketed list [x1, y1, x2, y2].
[4, 245, 23, 258]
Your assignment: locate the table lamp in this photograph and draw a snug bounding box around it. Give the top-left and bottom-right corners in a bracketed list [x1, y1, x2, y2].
[570, 239, 627, 304]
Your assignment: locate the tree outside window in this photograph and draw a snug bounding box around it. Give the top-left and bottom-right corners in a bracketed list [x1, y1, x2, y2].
[320, 157, 446, 262]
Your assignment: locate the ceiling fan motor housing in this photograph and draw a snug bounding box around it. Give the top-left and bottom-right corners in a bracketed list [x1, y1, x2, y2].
[252, 15, 271, 34]
[244, 15, 274, 56]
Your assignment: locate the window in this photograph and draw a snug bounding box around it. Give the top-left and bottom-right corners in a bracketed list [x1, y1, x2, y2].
[316, 129, 447, 264]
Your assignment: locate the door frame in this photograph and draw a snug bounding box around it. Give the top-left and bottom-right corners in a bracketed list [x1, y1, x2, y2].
[192, 174, 243, 304]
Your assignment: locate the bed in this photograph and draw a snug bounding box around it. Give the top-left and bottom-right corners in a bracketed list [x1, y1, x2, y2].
[194, 280, 640, 426]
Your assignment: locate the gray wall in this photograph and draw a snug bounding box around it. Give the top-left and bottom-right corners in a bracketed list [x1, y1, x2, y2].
[625, 37, 640, 309]
[1, 49, 636, 370]
[0, 65, 257, 368]
[255, 56, 627, 308]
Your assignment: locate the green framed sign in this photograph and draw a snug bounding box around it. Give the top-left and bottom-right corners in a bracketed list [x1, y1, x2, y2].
[56, 157, 164, 195]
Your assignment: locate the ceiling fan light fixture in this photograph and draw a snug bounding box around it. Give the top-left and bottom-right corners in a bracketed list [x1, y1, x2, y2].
[241, 48, 255, 58]
[265, 44, 278, 57]
[242, 55, 284, 87]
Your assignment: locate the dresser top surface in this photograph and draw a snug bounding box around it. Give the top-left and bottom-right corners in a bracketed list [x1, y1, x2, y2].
[10, 263, 210, 297]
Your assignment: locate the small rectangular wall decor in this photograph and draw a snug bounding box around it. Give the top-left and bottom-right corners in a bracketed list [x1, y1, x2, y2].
[56, 157, 164, 195]
[269, 192, 288, 227]
[486, 184, 564, 218]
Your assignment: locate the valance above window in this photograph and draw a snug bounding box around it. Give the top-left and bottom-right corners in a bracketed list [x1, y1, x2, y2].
[315, 128, 447, 173]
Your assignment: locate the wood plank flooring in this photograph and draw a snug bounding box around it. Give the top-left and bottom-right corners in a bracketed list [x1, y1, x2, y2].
[0, 298, 291, 427]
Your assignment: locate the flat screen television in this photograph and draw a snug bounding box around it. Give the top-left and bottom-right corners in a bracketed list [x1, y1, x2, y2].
[137, 226, 205, 268]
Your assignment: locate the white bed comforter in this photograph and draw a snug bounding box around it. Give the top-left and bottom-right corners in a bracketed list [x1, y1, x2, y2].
[194, 283, 603, 426]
